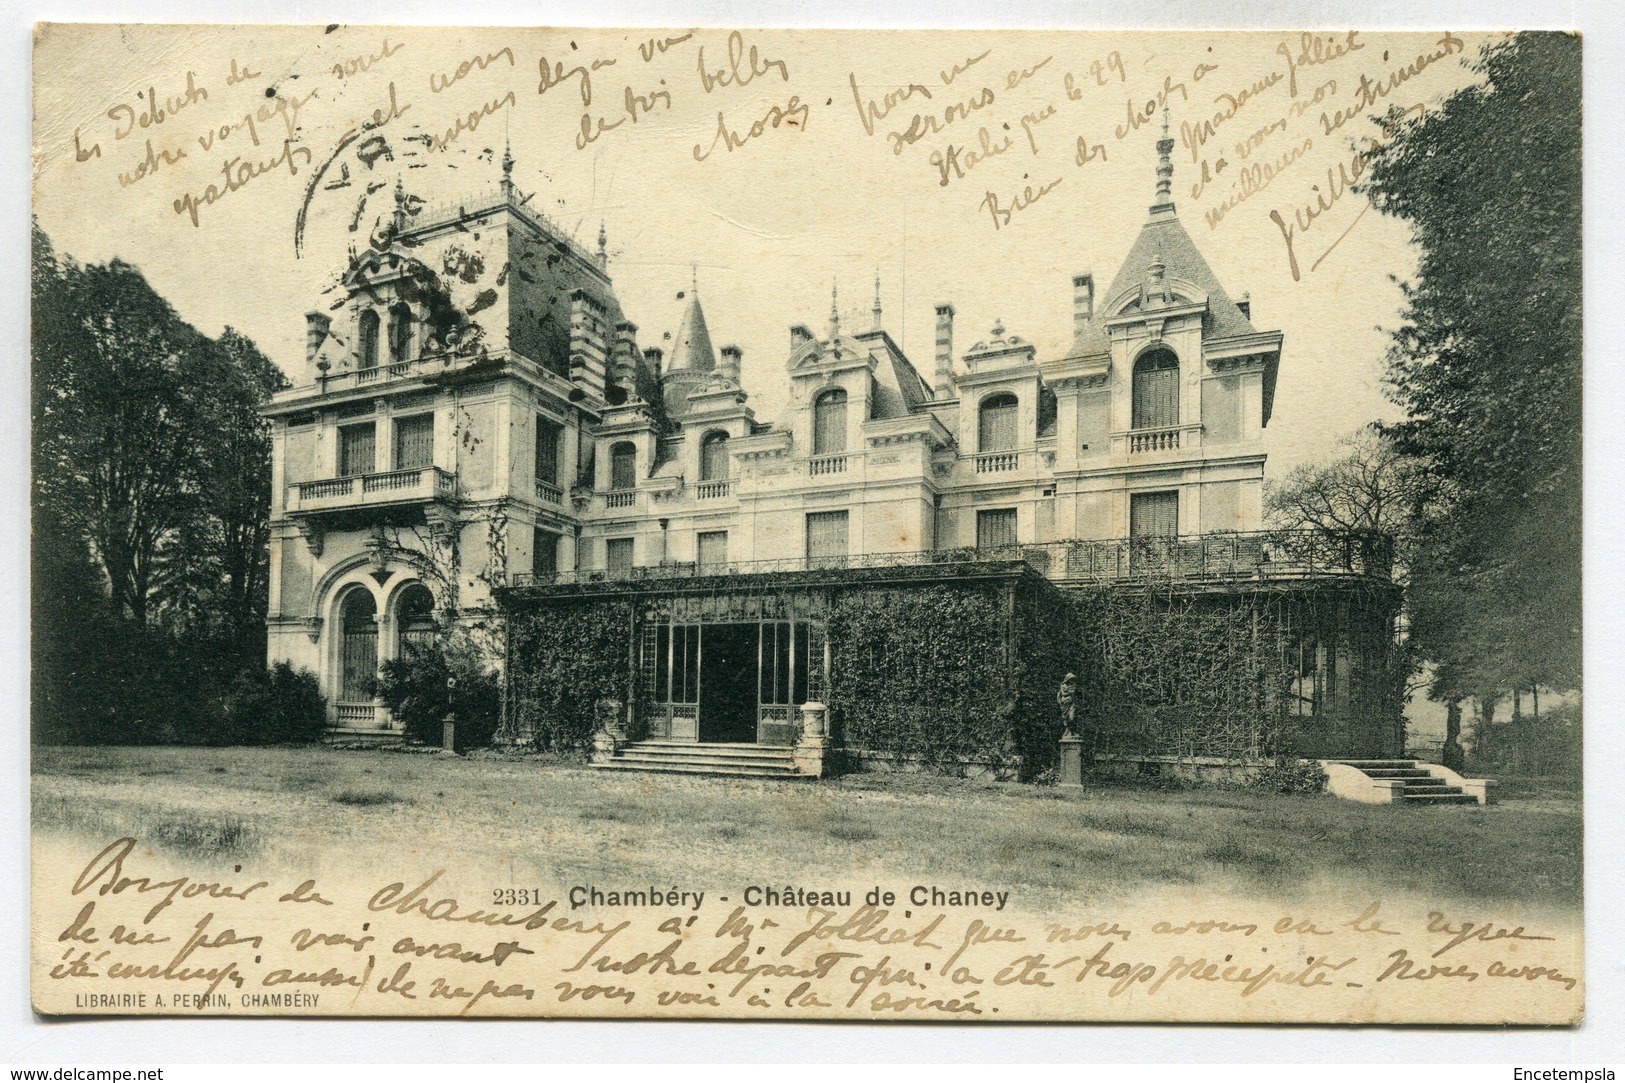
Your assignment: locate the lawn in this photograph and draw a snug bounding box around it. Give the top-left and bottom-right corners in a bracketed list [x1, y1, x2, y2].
[30, 745, 1582, 912]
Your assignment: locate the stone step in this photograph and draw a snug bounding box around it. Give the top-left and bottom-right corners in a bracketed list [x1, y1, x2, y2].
[624, 741, 794, 758]
[611, 754, 796, 770]
[1400, 792, 1480, 805]
[588, 759, 808, 780]
[1332, 759, 1419, 770]
[1362, 769, 1434, 779]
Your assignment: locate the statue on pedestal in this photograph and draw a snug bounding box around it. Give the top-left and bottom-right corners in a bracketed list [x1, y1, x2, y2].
[1057, 672, 1079, 739]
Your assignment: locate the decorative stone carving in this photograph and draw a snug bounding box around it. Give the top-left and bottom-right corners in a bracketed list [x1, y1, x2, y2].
[296, 519, 325, 558]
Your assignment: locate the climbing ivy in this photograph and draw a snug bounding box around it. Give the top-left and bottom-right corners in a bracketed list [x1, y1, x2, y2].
[506, 596, 631, 749]
[827, 582, 1022, 777]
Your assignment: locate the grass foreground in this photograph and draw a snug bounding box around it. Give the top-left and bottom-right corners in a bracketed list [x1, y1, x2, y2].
[31, 744, 1581, 912]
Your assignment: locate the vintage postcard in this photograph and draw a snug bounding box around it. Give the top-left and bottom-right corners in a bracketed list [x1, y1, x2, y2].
[29, 24, 1583, 1023]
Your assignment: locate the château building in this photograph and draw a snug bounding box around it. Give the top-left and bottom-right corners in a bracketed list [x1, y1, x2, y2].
[264, 133, 1401, 778]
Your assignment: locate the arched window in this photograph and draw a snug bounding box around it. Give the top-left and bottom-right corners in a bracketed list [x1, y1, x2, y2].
[700, 431, 730, 481]
[338, 589, 378, 705]
[812, 388, 848, 456]
[1132, 348, 1180, 429]
[978, 392, 1019, 452]
[388, 303, 413, 363]
[359, 310, 380, 368]
[610, 441, 637, 491]
[396, 584, 438, 657]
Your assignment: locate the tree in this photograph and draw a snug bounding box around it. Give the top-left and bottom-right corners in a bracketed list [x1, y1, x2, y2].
[1265, 427, 1438, 581]
[32, 221, 291, 742]
[1360, 33, 1582, 707]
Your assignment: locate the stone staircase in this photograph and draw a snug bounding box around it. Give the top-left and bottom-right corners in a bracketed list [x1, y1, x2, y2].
[589, 740, 809, 780]
[1322, 759, 1492, 805]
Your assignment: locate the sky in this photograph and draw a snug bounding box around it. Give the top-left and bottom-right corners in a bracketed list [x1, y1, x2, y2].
[31, 25, 1500, 477]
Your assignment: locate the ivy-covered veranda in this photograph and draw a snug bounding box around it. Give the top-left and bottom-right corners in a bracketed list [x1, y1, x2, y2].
[493, 529, 1403, 780]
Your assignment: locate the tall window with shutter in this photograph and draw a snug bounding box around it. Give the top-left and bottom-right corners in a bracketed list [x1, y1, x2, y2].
[338, 422, 376, 477]
[1132, 348, 1180, 429]
[805, 510, 849, 564]
[535, 416, 562, 485]
[696, 530, 728, 569]
[1130, 491, 1180, 538]
[812, 389, 847, 455]
[533, 528, 559, 576]
[700, 431, 730, 480]
[978, 393, 1019, 452]
[359, 310, 380, 368]
[606, 537, 635, 577]
[388, 303, 413, 363]
[976, 508, 1018, 550]
[393, 414, 434, 470]
[610, 442, 636, 490]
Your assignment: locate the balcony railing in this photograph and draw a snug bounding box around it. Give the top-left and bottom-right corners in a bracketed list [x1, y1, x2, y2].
[975, 451, 1020, 473]
[535, 479, 564, 504]
[1131, 427, 1180, 452]
[809, 454, 848, 476]
[605, 489, 636, 509]
[288, 467, 456, 514]
[695, 479, 731, 499]
[504, 530, 1394, 589]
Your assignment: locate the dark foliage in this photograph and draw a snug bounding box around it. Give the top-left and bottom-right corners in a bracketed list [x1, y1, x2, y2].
[1248, 758, 1329, 795]
[506, 598, 632, 749]
[827, 583, 1019, 777]
[216, 663, 328, 746]
[1467, 702, 1582, 783]
[376, 638, 503, 752]
[1361, 33, 1582, 702]
[31, 221, 287, 745]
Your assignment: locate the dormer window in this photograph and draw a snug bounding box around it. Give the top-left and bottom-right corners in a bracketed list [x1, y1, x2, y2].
[813, 389, 847, 456]
[388, 303, 413, 363]
[978, 392, 1019, 452]
[1132, 348, 1179, 429]
[359, 310, 380, 368]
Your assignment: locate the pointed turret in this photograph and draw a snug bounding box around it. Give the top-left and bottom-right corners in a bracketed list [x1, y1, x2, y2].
[1097, 111, 1258, 340]
[668, 289, 717, 374]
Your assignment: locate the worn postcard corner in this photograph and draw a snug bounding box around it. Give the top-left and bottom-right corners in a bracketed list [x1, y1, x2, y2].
[30, 24, 1582, 1023]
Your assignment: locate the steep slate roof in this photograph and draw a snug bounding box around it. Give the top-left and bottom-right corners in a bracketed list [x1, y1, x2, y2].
[668, 293, 717, 372]
[1069, 312, 1112, 359]
[1103, 211, 1259, 341]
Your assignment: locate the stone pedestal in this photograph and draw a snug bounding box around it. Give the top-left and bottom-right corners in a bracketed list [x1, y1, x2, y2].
[1059, 735, 1086, 788]
[590, 697, 627, 764]
[442, 717, 457, 752]
[794, 701, 829, 778]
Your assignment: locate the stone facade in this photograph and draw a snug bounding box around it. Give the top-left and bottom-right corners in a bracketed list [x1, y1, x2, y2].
[264, 137, 1397, 760]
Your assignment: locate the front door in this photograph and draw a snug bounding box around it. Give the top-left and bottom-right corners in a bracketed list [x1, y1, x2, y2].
[699, 623, 758, 743]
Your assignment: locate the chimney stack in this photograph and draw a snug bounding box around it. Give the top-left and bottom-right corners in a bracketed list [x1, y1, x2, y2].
[933, 303, 956, 400]
[613, 320, 640, 395]
[1073, 274, 1095, 325]
[1236, 292, 1251, 321]
[720, 344, 743, 383]
[643, 346, 663, 379]
[790, 324, 814, 352]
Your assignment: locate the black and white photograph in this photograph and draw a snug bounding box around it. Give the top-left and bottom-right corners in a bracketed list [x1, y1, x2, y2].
[25, 22, 1589, 1029]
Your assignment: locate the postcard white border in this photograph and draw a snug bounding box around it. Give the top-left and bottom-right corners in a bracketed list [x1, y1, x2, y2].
[5, 0, 1623, 1064]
